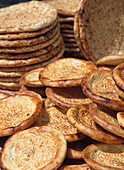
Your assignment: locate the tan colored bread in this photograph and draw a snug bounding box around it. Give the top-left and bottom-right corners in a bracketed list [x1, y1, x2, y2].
[0, 1, 57, 33]
[117, 112, 124, 128]
[0, 31, 60, 53]
[34, 106, 86, 142]
[83, 143, 124, 170]
[0, 23, 60, 48]
[0, 19, 58, 40]
[0, 126, 67, 170]
[112, 63, 124, 91]
[67, 106, 124, 144]
[39, 58, 97, 87]
[78, 0, 124, 63]
[59, 164, 91, 170]
[0, 38, 64, 67]
[96, 55, 124, 66]
[89, 103, 124, 138]
[46, 86, 92, 110]
[45, 0, 81, 16]
[0, 91, 43, 137]
[81, 70, 124, 111]
[0, 35, 62, 59]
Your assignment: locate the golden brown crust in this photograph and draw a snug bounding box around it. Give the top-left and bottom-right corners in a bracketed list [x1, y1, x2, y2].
[83, 143, 124, 170]
[66, 106, 124, 144]
[0, 91, 43, 137]
[0, 23, 59, 48]
[96, 55, 124, 66]
[0, 1, 57, 33]
[88, 103, 124, 138]
[112, 63, 124, 91]
[0, 126, 67, 170]
[39, 58, 97, 87]
[34, 106, 86, 142]
[0, 46, 64, 72]
[114, 84, 124, 99]
[0, 31, 60, 54]
[59, 164, 91, 170]
[45, 87, 92, 110]
[20, 68, 44, 87]
[0, 19, 58, 40]
[0, 35, 62, 60]
[81, 70, 124, 111]
[117, 112, 124, 128]
[74, 10, 89, 60]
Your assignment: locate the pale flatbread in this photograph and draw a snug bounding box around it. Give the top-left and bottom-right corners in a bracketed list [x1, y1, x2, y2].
[0, 31, 60, 53]
[45, 0, 81, 16]
[0, 126, 67, 169]
[79, 0, 124, 63]
[0, 1, 57, 33]
[0, 35, 62, 59]
[0, 38, 64, 67]
[0, 48, 64, 72]
[0, 20, 58, 40]
[0, 23, 59, 47]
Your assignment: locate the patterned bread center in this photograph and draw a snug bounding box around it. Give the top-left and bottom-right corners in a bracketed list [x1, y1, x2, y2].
[3, 132, 60, 169]
[0, 96, 36, 129]
[37, 107, 78, 135]
[91, 72, 119, 100]
[91, 146, 124, 168]
[44, 60, 94, 80]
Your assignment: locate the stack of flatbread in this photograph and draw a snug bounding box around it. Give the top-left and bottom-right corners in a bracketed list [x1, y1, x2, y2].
[0, 1, 64, 91]
[43, 0, 83, 58]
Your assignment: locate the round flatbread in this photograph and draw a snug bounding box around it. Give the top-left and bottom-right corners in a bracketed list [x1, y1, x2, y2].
[0, 1, 57, 33]
[0, 126, 67, 170]
[89, 103, 124, 138]
[117, 112, 124, 128]
[83, 143, 124, 170]
[39, 58, 97, 87]
[34, 106, 86, 142]
[46, 86, 92, 110]
[0, 71, 25, 77]
[0, 19, 58, 40]
[74, 10, 90, 60]
[96, 55, 124, 66]
[0, 35, 62, 59]
[0, 37, 64, 67]
[0, 82, 21, 90]
[67, 105, 124, 144]
[81, 70, 124, 111]
[112, 62, 124, 91]
[0, 44, 64, 72]
[0, 23, 60, 48]
[20, 68, 44, 87]
[0, 31, 60, 53]
[0, 91, 43, 137]
[78, 0, 124, 63]
[114, 84, 124, 99]
[45, 0, 81, 16]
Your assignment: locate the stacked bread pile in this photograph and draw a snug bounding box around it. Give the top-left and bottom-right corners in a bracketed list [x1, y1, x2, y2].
[0, 1, 64, 91]
[44, 0, 83, 58]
